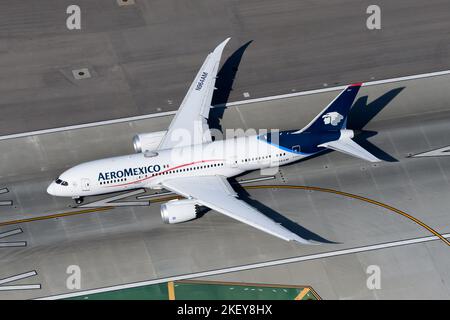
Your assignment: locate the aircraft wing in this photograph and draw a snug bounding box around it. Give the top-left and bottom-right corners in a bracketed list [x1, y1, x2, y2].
[161, 175, 313, 244]
[157, 38, 230, 150]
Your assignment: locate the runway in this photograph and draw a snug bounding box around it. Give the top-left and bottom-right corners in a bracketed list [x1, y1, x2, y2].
[1, 0, 450, 134]
[0, 72, 449, 299]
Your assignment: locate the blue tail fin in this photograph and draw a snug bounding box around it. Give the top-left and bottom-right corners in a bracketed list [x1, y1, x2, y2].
[300, 83, 362, 132]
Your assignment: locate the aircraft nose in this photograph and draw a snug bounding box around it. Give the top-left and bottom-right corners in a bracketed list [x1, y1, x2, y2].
[47, 182, 57, 196]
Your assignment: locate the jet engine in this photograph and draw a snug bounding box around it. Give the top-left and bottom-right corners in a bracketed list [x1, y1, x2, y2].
[132, 131, 167, 153]
[160, 199, 199, 224]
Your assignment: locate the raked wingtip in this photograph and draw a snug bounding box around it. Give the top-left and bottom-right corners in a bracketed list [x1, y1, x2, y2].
[214, 37, 231, 52]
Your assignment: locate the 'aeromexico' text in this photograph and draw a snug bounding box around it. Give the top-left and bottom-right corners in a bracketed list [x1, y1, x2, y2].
[98, 165, 161, 181]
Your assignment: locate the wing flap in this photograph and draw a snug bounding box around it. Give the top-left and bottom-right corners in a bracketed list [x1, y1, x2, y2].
[161, 176, 312, 244]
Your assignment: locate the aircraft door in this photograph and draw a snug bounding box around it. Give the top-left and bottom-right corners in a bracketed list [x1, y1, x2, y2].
[81, 178, 91, 191]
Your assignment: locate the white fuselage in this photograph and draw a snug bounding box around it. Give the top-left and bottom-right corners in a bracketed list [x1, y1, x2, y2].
[47, 135, 309, 198]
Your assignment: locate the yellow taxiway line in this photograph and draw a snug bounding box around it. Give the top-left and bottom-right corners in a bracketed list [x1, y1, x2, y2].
[245, 185, 450, 246]
[295, 287, 310, 300]
[167, 281, 176, 300]
[0, 184, 447, 246]
[0, 207, 111, 227]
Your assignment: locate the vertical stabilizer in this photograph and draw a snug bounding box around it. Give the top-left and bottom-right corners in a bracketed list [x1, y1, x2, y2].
[298, 83, 362, 133]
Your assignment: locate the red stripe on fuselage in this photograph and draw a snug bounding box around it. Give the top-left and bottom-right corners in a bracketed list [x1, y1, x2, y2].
[101, 159, 223, 188]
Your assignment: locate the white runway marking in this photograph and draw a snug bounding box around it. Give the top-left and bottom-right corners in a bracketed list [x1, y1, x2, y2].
[0, 285, 41, 291]
[2, 69, 450, 141]
[0, 228, 22, 239]
[0, 271, 41, 291]
[0, 242, 27, 248]
[136, 191, 174, 200]
[411, 145, 450, 157]
[0, 188, 13, 206]
[226, 69, 450, 107]
[38, 232, 450, 300]
[236, 176, 276, 185]
[0, 228, 26, 248]
[78, 189, 149, 208]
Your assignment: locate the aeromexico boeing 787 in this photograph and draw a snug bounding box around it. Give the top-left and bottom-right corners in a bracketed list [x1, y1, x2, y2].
[47, 38, 380, 244]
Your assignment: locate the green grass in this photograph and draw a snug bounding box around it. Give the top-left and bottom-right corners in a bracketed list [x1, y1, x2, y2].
[65, 281, 318, 300]
[67, 283, 168, 300]
[174, 282, 307, 300]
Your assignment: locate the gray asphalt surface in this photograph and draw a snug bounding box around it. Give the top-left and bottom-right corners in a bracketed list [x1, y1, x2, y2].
[0, 74, 449, 299]
[1, 0, 450, 134]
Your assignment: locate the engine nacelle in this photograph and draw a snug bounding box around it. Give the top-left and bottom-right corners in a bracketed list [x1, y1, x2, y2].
[132, 131, 167, 153]
[161, 199, 199, 224]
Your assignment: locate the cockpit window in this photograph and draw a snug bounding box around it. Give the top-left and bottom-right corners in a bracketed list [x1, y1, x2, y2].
[55, 178, 68, 186]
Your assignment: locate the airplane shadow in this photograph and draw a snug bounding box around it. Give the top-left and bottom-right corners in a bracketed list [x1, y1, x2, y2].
[284, 87, 405, 166]
[229, 180, 336, 244]
[208, 40, 253, 133]
[347, 86, 405, 162]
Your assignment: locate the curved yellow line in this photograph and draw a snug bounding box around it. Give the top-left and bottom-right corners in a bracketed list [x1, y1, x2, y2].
[0, 185, 447, 247]
[244, 185, 450, 246]
[0, 207, 111, 227]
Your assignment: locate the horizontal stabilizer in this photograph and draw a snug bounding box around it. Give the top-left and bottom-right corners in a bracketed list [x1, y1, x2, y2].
[319, 137, 380, 163]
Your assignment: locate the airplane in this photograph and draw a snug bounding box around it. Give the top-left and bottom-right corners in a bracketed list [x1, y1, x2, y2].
[47, 38, 380, 244]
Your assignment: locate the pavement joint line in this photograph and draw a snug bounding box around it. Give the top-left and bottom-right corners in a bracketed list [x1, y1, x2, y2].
[36, 232, 450, 300]
[1, 69, 450, 141]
